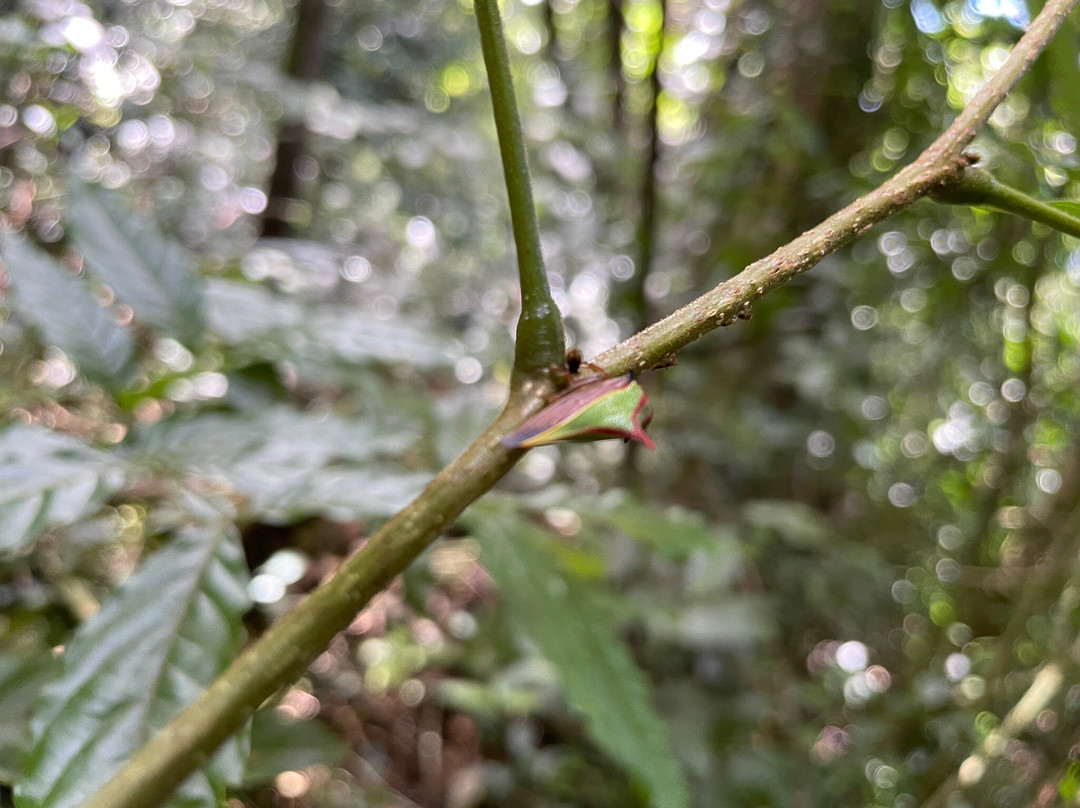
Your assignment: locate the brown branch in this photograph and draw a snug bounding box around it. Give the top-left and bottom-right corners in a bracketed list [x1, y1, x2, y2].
[82, 3, 1080, 807]
[260, 0, 330, 237]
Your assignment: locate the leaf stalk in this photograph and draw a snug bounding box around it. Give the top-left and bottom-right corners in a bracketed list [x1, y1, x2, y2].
[474, 0, 566, 379]
[933, 165, 1080, 238]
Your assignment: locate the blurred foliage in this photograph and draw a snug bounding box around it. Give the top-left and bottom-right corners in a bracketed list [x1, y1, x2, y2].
[1, 0, 1080, 807]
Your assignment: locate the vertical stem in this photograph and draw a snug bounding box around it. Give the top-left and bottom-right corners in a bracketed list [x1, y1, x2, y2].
[543, 0, 559, 63]
[607, 0, 626, 127]
[474, 0, 566, 378]
[627, 0, 665, 333]
[261, 0, 329, 237]
[621, 0, 664, 482]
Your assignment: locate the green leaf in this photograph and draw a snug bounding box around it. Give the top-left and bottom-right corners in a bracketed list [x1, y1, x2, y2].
[131, 406, 428, 523]
[257, 466, 430, 523]
[0, 425, 129, 552]
[437, 676, 546, 721]
[1059, 761, 1080, 802]
[1049, 200, 1080, 220]
[15, 520, 250, 808]
[65, 177, 205, 345]
[205, 279, 457, 371]
[581, 496, 716, 561]
[0, 650, 55, 784]
[743, 499, 830, 549]
[241, 710, 347, 788]
[1, 235, 136, 390]
[466, 502, 690, 808]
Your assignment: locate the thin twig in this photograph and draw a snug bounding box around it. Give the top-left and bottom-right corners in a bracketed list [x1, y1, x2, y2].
[934, 165, 1080, 238]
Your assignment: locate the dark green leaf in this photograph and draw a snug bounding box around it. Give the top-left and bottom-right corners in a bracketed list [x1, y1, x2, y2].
[241, 710, 347, 787]
[0, 425, 128, 552]
[0, 650, 55, 784]
[467, 502, 690, 808]
[2, 236, 136, 390]
[15, 520, 250, 808]
[65, 177, 205, 345]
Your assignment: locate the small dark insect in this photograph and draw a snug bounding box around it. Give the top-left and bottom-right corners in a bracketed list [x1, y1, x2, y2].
[552, 347, 603, 389]
[566, 347, 583, 375]
[650, 353, 678, 370]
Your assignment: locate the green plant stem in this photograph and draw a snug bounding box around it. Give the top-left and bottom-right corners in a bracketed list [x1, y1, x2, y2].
[474, 0, 566, 378]
[932, 165, 1080, 238]
[82, 2, 1079, 807]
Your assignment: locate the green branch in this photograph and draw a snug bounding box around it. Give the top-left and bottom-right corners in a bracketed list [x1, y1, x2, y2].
[474, 0, 566, 378]
[933, 165, 1080, 238]
[81, 2, 1080, 807]
[591, 0, 1079, 377]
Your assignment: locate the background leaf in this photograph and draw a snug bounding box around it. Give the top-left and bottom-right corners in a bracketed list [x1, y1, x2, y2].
[205, 279, 458, 372]
[4, 0, 1080, 805]
[15, 518, 250, 808]
[743, 499, 831, 550]
[1, 236, 136, 390]
[467, 502, 691, 808]
[240, 710, 347, 788]
[131, 406, 429, 522]
[580, 495, 717, 561]
[0, 425, 129, 552]
[65, 177, 205, 345]
[0, 650, 54, 785]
